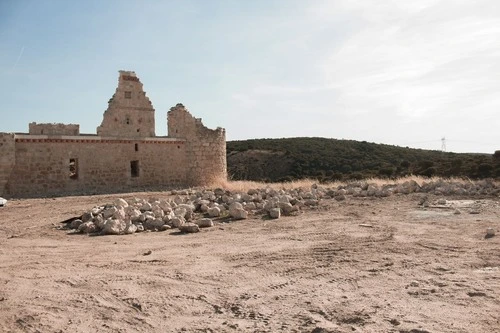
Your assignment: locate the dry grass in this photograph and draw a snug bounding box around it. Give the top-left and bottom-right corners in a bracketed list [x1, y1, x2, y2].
[207, 175, 491, 193]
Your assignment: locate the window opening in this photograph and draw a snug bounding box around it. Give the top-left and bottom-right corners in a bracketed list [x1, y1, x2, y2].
[135, 143, 138, 151]
[137, 128, 140, 132]
[69, 158, 78, 179]
[130, 160, 139, 177]
[124, 91, 132, 99]
[126, 117, 130, 125]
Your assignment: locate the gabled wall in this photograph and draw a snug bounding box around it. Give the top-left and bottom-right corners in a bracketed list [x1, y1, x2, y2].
[97, 71, 155, 138]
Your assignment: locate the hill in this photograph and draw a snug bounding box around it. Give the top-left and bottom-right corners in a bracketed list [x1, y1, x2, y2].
[227, 137, 499, 182]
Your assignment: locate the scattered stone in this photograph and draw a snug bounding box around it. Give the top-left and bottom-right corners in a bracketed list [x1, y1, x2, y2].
[170, 217, 185, 228]
[102, 219, 126, 235]
[78, 221, 97, 234]
[195, 218, 214, 228]
[159, 225, 171, 231]
[62, 179, 500, 239]
[143, 218, 165, 231]
[208, 206, 221, 217]
[143, 250, 152, 256]
[179, 223, 200, 233]
[334, 194, 346, 201]
[70, 219, 83, 230]
[125, 223, 138, 234]
[81, 212, 93, 222]
[269, 208, 281, 219]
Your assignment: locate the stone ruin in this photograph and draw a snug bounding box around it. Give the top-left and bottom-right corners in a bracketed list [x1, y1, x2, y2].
[0, 71, 226, 198]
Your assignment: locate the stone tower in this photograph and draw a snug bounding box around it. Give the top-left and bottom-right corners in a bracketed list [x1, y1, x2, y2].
[97, 71, 155, 137]
[168, 103, 227, 185]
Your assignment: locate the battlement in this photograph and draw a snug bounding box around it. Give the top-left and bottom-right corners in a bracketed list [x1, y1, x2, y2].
[29, 122, 80, 136]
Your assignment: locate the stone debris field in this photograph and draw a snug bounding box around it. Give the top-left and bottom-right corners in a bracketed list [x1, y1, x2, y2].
[0, 179, 499, 332]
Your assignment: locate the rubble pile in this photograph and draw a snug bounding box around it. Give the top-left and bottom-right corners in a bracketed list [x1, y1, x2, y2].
[65, 179, 500, 236]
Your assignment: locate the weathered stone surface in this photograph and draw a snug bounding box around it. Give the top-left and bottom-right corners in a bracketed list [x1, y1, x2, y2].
[125, 223, 138, 234]
[229, 202, 248, 219]
[144, 218, 165, 230]
[269, 208, 281, 219]
[208, 206, 221, 217]
[179, 223, 200, 233]
[70, 219, 83, 230]
[81, 212, 93, 222]
[103, 206, 118, 219]
[195, 218, 214, 228]
[170, 217, 185, 228]
[78, 221, 97, 233]
[115, 198, 128, 208]
[102, 219, 126, 235]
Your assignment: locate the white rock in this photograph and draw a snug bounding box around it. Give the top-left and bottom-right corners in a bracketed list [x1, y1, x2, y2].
[78, 221, 97, 233]
[115, 198, 129, 208]
[102, 219, 126, 235]
[244, 202, 257, 211]
[102, 206, 118, 219]
[144, 218, 164, 230]
[113, 207, 126, 220]
[179, 223, 200, 233]
[128, 208, 142, 222]
[278, 202, 294, 215]
[208, 206, 221, 217]
[81, 212, 93, 222]
[0, 197, 7, 207]
[93, 215, 105, 229]
[170, 217, 185, 228]
[230, 208, 248, 219]
[125, 223, 138, 234]
[195, 218, 214, 228]
[140, 202, 153, 211]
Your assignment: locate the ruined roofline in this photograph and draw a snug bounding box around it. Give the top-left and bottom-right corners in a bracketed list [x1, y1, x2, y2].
[13, 133, 187, 142]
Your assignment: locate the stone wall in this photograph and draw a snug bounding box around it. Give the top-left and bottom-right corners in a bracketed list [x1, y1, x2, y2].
[6, 136, 187, 197]
[97, 71, 155, 138]
[29, 123, 80, 136]
[0, 133, 15, 197]
[0, 71, 227, 198]
[168, 104, 226, 185]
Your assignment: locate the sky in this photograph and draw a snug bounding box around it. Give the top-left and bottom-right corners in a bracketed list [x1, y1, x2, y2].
[1, 0, 499, 153]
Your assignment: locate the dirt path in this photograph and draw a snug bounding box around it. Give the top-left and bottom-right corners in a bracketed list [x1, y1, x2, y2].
[0, 193, 499, 332]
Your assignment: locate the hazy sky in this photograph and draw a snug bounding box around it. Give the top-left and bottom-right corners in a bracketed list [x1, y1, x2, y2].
[1, 0, 499, 153]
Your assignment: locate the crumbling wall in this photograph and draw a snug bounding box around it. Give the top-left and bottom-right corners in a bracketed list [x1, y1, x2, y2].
[8, 136, 187, 197]
[29, 122, 80, 136]
[0, 133, 15, 197]
[97, 71, 155, 138]
[167, 104, 226, 185]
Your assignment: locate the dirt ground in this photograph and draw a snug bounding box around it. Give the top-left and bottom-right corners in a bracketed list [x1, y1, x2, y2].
[0, 192, 499, 333]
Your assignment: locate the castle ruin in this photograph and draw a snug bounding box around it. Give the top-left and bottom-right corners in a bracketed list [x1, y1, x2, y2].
[0, 71, 227, 198]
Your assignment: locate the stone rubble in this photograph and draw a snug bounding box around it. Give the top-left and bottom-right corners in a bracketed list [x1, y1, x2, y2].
[64, 178, 500, 236]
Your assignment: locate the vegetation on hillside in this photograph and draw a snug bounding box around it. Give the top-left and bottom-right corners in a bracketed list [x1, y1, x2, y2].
[227, 137, 499, 182]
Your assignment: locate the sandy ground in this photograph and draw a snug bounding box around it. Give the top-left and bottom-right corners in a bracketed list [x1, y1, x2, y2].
[0, 192, 499, 333]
